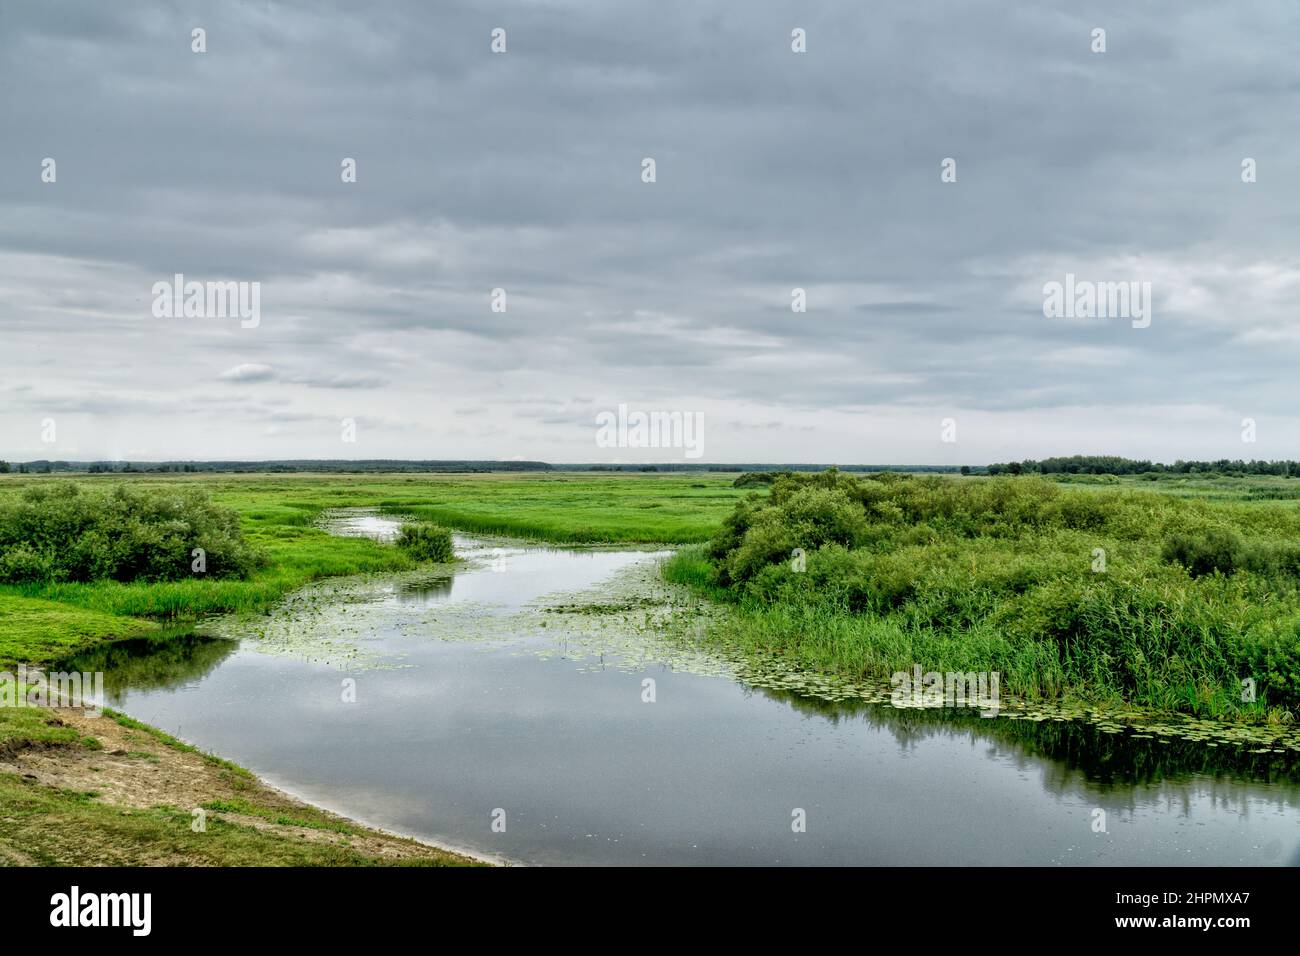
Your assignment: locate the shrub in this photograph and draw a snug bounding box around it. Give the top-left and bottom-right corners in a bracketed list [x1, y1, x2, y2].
[732, 471, 791, 488]
[395, 522, 454, 563]
[778, 486, 869, 550]
[1161, 528, 1245, 577]
[0, 543, 55, 583]
[707, 495, 766, 564]
[723, 510, 797, 587]
[0, 483, 263, 584]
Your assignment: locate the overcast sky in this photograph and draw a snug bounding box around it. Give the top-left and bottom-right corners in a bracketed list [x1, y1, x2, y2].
[2, 0, 1299, 464]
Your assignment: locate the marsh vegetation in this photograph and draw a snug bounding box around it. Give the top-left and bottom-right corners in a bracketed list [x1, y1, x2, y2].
[394, 522, 455, 563]
[664, 470, 1300, 719]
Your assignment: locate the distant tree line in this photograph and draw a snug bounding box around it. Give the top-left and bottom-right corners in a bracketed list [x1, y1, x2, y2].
[12, 456, 1293, 478]
[0, 459, 555, 475]
[0, 460, 969, 475]
[985, 455, 1300, 477]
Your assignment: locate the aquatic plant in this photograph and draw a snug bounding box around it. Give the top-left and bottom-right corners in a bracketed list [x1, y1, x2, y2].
[395, 521, 454, 563]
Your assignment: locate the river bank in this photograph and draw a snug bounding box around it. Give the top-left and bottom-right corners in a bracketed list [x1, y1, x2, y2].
[0, 701, 486, 866]
[0, 698, 486, 866]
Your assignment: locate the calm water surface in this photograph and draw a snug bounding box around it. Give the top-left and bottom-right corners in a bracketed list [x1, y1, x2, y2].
[75, 515, 1300, 866]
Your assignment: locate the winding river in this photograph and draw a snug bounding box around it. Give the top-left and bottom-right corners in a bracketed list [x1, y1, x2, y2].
[69, 512, 1300, 866]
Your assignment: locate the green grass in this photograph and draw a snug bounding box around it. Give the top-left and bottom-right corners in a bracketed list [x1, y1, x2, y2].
[200, 797, 360, 835]
[395, 521, 455, 562]
[0, 699, 83, 752]
[0, 594, 157, 667]
[194, 472, 741, 543]
[1059, 472, 1300, 503]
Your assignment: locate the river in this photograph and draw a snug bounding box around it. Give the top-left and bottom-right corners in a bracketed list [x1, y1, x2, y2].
[69, 512, 1300, 865]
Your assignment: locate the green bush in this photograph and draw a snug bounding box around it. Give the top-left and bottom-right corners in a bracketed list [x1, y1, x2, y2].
[0, 484, 263, 584]
[0, 543, 55, 583]
[1161, 528, 1300, 580]
[732, 471, 791, 488]
[693, 470, 1300, 715]
[1162, 528, 1245, 577]
[723, 510, 797, 587]
[395, 522, 454, 563]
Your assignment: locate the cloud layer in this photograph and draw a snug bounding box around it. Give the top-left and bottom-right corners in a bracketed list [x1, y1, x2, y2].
[3, 1, 1298, 463]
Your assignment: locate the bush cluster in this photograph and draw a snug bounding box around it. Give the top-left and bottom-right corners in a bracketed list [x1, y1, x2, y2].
[701, 470, 1300, 712]
[0, 483, 263, 584]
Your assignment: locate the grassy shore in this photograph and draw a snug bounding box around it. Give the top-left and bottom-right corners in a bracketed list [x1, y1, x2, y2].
[0, 703, 481, 866]
[0, 594, 159, 666]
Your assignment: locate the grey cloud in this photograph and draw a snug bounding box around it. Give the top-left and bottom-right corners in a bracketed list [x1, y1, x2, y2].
[220, 364, 276, 383]
[2, 0, 1299, 461]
